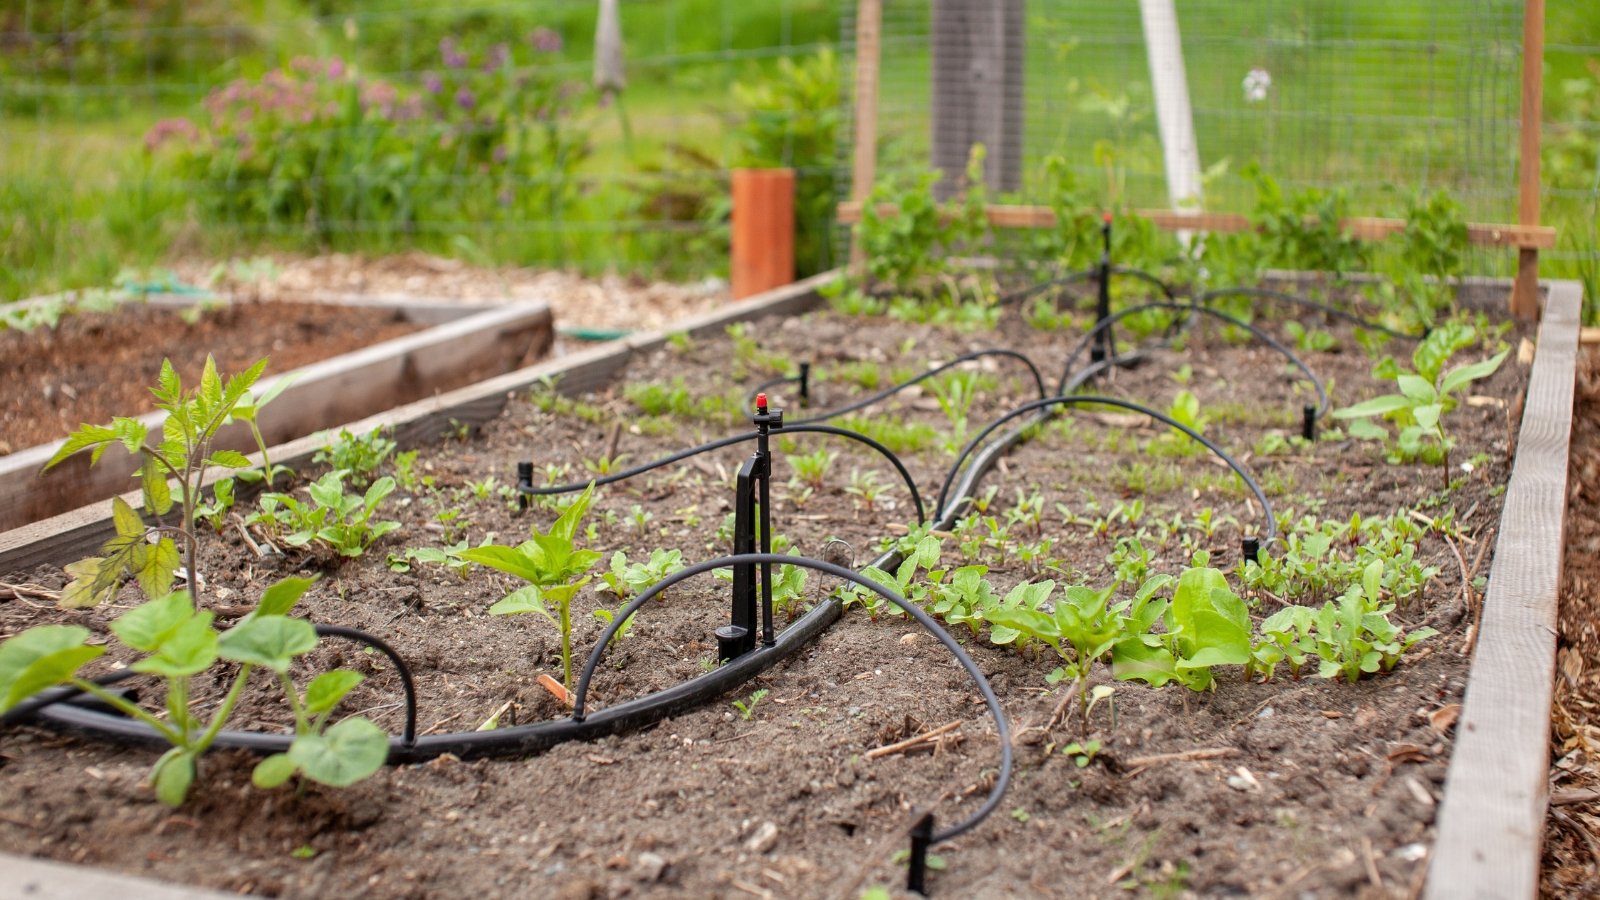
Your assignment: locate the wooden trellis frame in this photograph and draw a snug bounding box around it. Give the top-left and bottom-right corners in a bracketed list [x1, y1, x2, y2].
[840, 1, 1555, 319]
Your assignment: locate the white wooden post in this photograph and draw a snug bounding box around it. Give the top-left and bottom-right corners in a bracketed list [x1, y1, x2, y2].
[1138, 0, 1203, 216]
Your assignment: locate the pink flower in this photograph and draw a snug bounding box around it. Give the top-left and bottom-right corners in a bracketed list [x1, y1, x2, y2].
[327, 57, 346, 79]
[143, 117, 200, 152]
[455, 87, 475, 110]
[528, 27, 562, 54]
[440, 37, 467, 68]
[424, 72, 443, 94]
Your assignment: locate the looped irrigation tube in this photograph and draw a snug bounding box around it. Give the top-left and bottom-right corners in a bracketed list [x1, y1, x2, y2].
[1056, 301, 1331, 420]
[1194, 286, 1423, 341]
[784, 348, 1049, 427]
[996, 265, 1181, 308]
[933, 395, 1277, 545]
[315, 624, 420, 748]
[571, 554, 1013, 854]
[517, 424, 927, 525]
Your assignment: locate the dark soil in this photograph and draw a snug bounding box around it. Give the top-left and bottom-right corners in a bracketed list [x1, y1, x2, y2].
[0, 293, 1530, 898]
[0, 300, 422, 455]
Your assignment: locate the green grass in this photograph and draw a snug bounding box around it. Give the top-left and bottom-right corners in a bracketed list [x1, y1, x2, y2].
[1, 0, 1596, 309]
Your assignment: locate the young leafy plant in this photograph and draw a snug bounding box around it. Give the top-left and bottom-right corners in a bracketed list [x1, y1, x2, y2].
[602, 548, 686, 599]
[0, 578, 387, 805]
[250, 470, 401, 559]
[43, 356, 282, 607]
[312, 426, 397, 488]
[1333, 326, 1508, 483]
[461, 483, 602, 690]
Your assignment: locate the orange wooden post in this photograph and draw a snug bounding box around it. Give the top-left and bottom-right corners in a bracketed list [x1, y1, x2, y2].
[1511, 0, 1545, 320]
[847, 0, 883, 272]
[731, 168, 795, 300]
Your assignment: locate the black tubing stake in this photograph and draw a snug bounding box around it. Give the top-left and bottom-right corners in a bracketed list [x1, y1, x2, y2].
[1091, 213, 1114, 366]
[515, 461, 534, 512]
[798, 361, 811, 408]
[907, 811, 934, 895]
[1301, 403, 1316, 442]
[724, 392, 784, 660]
[1242, 536, 1261, 564]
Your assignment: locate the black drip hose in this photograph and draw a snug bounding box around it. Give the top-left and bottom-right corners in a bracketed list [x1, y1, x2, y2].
[934, 395, 1277, 544]
[314, 624, 419, 748]
[518, 425, 926, 524]
[787, 348, 1048, 427]
[571, 553, 1012, 848]
[1057, 301, 1331, 418]
[1194, 286, 1422, 341]
[995, 265, 1179, 309]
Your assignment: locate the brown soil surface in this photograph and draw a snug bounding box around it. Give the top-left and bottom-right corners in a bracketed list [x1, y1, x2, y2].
[168, 251, 728, 333]
[1541, 345, 1600, 897]
[0, 293, 1529, 898]
[0, 300, 420, 455]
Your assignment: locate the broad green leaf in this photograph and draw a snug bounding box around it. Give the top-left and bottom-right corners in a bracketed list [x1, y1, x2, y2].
[362, 476, 397, 510]
[1345, 418, 1389, 441]
[1332, 394, 1411, 419]
[1440, 349, 1509, 396]
[132, 611, 218, 678]
[288, 717, 388, 787]
[218, 615, 317, 673]
[221, 357, 270, 413]
[152, 747, 195, 807]
[305, 670, 366, 715]
[252, 753, 297, 789]
[206, 450, 252, 469]
[0, 625, 104, 713]
[110, 591, 193, 652]
[258, 576, 318, 618]
[133, 537, 180, 600]
[1395, 374, 1437, 404]
[1112, 639, 1178, 687]
[459, 546, 545, 584]
[982, 607, 1059, 643]
[154, 359, 182, 405]
[141, 458, 174, 516]
[307, 472, 346, 509]
[111, 496, 144, 539]
[111, 417, 147, 454]
[1413, 403, 1443, 431]
[548, 483, 597, 544]
[42, 424, 118, 471]
[489, 584, 550, 618]
[60, 557, 114, 608]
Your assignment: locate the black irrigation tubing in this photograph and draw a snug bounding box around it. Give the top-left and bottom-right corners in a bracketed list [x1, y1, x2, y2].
[314, 624, 419, 748]
[996, 265, 1182, 308]
[785, 348, 1049, 427]
[571, 552, 1012, 847]
[1194, 286, 1423, 341]
[934, 395, 1278, 543]
[518, 425, 926, 525]
[0, 668, 141, 726]
[742, 368, 806, 413]
[1056, 301, 1331, 418]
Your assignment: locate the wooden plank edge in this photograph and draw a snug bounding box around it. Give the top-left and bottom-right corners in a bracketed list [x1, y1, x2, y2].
[1425, 280, 1583, 899]
[834, 201, 1558, 249]
[0, 276, 834, 573]
[0, 303, 553, 532]
[0, 851, 236, 900]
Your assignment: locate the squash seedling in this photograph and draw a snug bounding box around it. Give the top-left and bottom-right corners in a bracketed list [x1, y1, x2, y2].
[461, 482, 603, 695]
[0, 578, 386, 805]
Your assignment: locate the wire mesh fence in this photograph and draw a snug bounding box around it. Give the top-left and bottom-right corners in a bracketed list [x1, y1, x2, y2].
[837, 0, 1598, 293]
[1, 1, 1595, 308]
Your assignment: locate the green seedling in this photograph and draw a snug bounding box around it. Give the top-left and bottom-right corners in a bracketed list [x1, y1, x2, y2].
[602, 548, 686, 599]
[251, 470, 401, 559]
[1334, 324, 1507, 484]
[1283, 320, 1338, 353]
[461, 483, 602, 691]
[732, 688, 770, 721]
[43, 356, 288, 607]
[845, 468, 888, 512]
[0, 578, 385, 806]
[312, 426, 396, 488]
[788, 448, 837, 490]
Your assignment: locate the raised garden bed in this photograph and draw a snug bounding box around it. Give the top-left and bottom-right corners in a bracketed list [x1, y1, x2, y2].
[0, 293, 553, 532]
[0, 273, 1581, 897]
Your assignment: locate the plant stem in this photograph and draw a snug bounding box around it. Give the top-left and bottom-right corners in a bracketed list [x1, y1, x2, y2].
[560, 597, 573, 690]
[194, 665, 254, 753]
[71, 678, 183, 744]
[279, 671, 308, 735]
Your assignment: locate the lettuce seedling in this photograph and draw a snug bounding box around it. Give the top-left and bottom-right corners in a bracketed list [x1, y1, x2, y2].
[1312, 561, 1438, 683]
[602, 548, 686, 599]
[1112, 567, 1251, 692]
[1334, 325, 1507, 484]
[251, 470, 401, 559]
[461, 482, 602, 690]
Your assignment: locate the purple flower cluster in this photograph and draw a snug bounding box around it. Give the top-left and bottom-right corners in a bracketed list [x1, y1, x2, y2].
[528, 27, 562, 54]
[143, 117, 200, 152]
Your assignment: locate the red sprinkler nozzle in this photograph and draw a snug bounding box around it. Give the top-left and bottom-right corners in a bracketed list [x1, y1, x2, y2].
[755, 392, 768, 413]
[1102, 211, 1113, 224]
